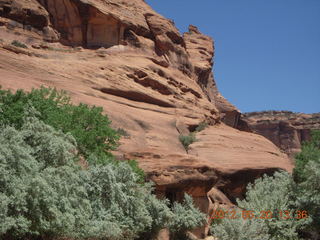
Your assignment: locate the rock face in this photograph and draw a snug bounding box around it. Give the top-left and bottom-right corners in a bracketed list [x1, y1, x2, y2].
[0, 0, 59, 41]
[184, 25, 240, 128]
[0, 0, 293, 238]
[242, 111, 320, 157]
[0, 0, 49, 29]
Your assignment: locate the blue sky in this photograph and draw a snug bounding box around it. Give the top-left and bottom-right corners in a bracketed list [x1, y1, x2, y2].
[146, 0, 320, 113]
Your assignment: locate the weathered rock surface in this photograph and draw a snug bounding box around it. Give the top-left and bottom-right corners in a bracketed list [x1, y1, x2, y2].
[243, 111, 320, 157]
[184, 25, 240, 128]
[0, 0, 49, 29]
[0, 0, 59, 41]
[0, 0, 293, 238]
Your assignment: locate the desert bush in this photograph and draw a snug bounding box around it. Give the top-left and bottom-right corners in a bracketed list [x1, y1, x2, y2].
[237, 171, 304, 240]
[0, 126, 36, 238]
[22, 106, 78, 169]
[169, 194, 206, 239]
[11, 40, 28, 48]
[83, 163, 206, 240]
[195, 121, 208, 132]
[83, 163, 161, 239]
[82, 163, 150, 239]
[27, 166, 91, 239]
[294, 130, 320, 183]
[0, 87, 119, 164]
[212, 217, 270, 240]
[293, 130, 320, 239]
[140, 195, 173, 239]
[0, 110, 90, 239]
[294, 161, 320, 239]
[127, 159, 145, 183]
[179, 133, 196, 150]
[293, 131, 320, 238]
[211, 171, 304, 240]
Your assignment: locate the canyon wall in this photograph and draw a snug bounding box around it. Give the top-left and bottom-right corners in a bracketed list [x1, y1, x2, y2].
[0, 1, 293, 238]
[242, 111, 320, 157]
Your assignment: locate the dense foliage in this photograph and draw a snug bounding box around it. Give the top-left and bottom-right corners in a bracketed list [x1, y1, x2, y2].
[211, 172, 303, 240]
[211, 130, 320, 240]
[0, 87, 119, 164]
[294, 130, 320, 238]
[169, 194, 206, 239]
[294, 130, 320, 183]
[0, 110, 90, 239]
[212, 217, 270, 240]
[0, 88, 206, 240]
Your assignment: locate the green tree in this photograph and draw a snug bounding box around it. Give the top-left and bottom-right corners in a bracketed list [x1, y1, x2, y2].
[292, 130, 320, 238]
[294, 130, 320, 183]
[294, 161, 320, 239]
[0, 87, 119, 164]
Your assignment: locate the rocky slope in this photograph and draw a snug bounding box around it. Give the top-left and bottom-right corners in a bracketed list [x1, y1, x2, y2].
[0, 0, 292, 238]
[242, 111, 320, 158]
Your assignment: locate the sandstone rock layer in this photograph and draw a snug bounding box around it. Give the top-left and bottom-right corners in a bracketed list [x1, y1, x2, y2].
[243, 111, 320, 157]
[0, 0, 293, 238]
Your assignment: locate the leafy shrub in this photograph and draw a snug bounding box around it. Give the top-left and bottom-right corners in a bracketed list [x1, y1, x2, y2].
[237, 171, 304, 240]
[294, 130, 320, 183]
[212, 217, 270, 240]
[140, 195, 173, 239]
[83, 163, 151, 239]
[81, 164, 205, 240]
[11, 40, 28, 48]
[179, 122, 207, 151]
[211, 171, 304, 240]
[0, 87, 119, 164]
[294, 161, 320, 238]
[0, 126, 36, 237]
[179, 133, 196, 150]
[27, 166, 91, 239]
[169, 194, 206, 239]
[293, 130, 320, 239]
[127, 159, 145, 183]
[0, 110, 90, 239]
[293, 131, 320, 237]
[195, 121, 208, 132]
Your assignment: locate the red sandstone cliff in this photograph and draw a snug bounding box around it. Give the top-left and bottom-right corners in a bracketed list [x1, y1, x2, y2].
[0, 1, 293, 238]
[242, 111, 320, 158]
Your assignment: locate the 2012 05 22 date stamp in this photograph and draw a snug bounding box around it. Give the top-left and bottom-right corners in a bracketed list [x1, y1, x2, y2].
[210, 209, 308, 220]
